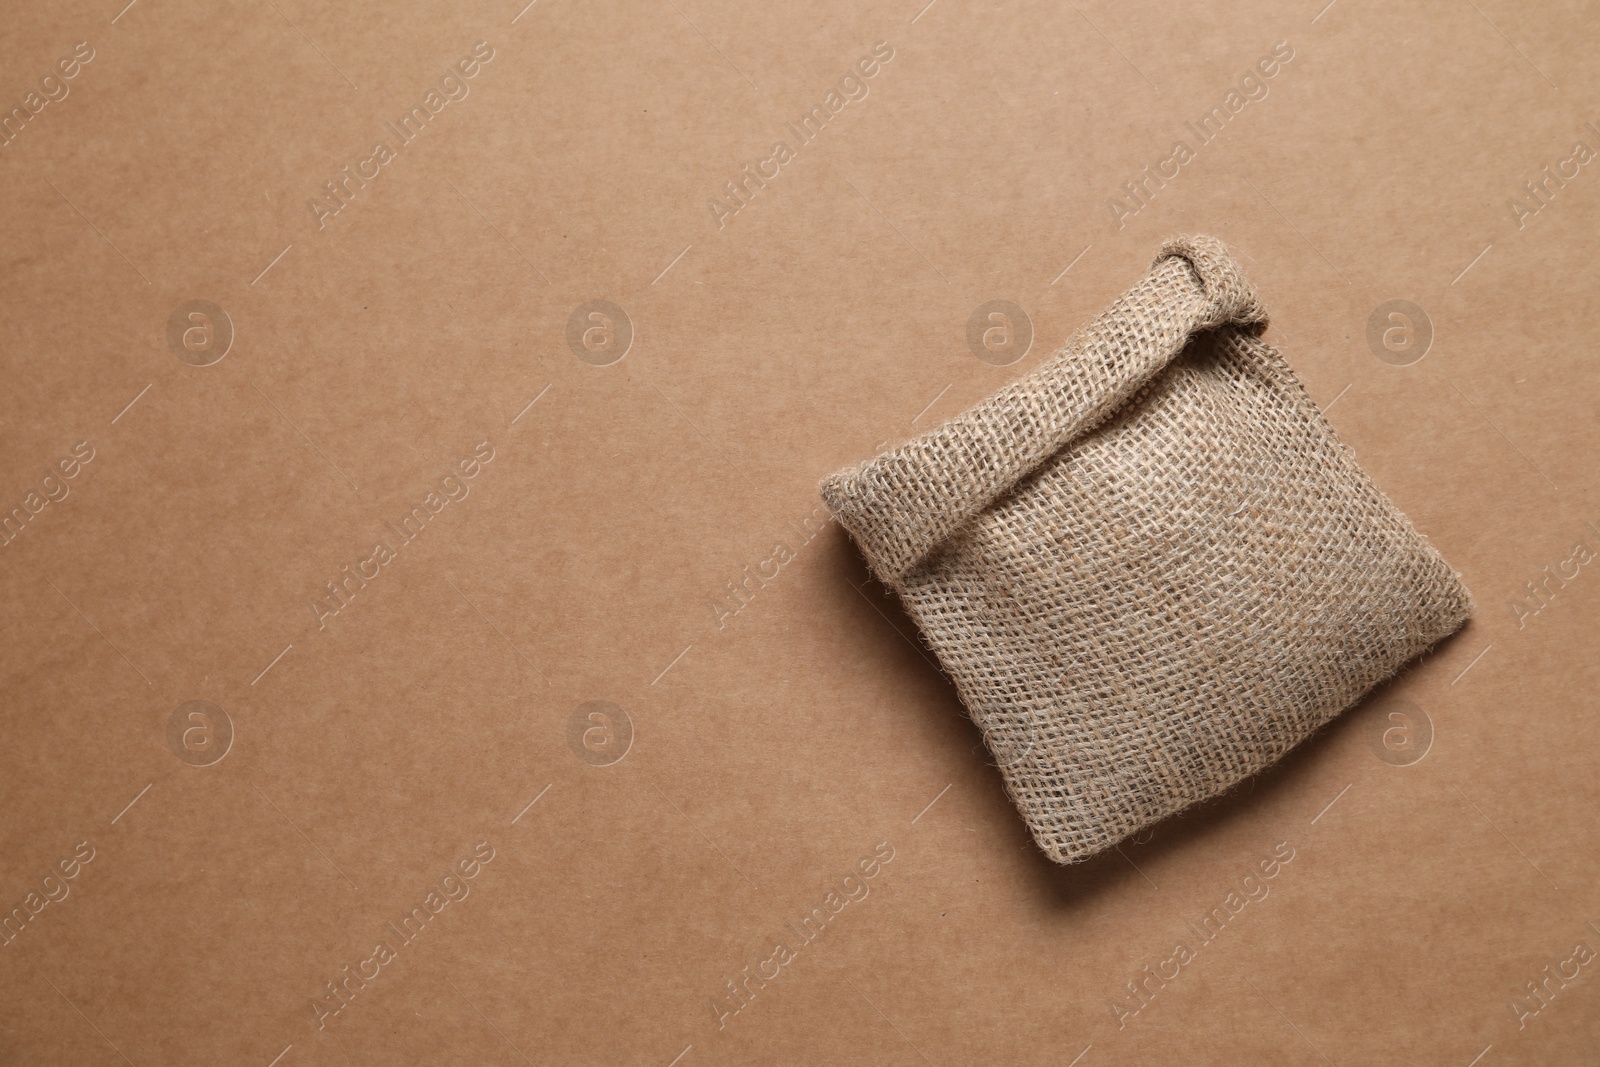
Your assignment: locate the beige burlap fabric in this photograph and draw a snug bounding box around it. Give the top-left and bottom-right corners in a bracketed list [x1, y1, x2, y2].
[820, 235, 1471, 865]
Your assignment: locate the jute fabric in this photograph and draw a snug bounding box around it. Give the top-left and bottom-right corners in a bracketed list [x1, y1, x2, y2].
[820, 235, 1471, 864]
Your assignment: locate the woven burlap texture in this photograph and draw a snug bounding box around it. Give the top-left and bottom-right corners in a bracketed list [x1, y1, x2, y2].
[820, 235, 1471, 865]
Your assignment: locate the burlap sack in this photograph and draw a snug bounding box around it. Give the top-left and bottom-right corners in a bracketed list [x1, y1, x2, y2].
[820, 235, 1471, 865]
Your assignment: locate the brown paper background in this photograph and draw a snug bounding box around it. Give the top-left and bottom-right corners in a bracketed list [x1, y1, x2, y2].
[3, 0, 1598, 1063]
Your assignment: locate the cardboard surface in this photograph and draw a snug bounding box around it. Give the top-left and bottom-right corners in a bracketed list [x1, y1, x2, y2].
[3, 1, 1598, 1063]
